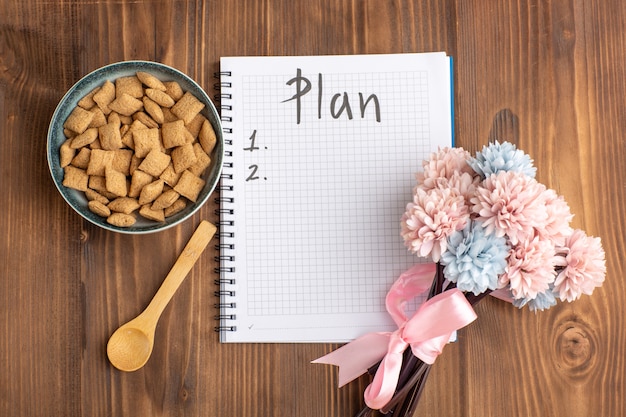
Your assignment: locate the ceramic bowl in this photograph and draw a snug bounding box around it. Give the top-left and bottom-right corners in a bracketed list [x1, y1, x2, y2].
[47, 61, 223, 234]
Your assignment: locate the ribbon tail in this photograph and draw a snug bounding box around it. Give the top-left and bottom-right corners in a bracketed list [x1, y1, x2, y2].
[312, 333, 390, 387]
[363, 350, 404, 410]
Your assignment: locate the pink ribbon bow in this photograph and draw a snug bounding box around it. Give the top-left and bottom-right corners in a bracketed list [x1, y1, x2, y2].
[312, 263, 478, 410]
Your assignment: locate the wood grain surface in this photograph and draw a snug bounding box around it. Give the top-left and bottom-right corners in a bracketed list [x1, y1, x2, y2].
[1, 0, 624, 416]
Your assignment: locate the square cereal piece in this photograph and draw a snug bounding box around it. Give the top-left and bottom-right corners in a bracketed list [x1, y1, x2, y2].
[184, 126, 195, 143]
[78, 86, 100, 110]
[71, 127, 98, 149]
[151, 189, 180, 210]
[185, 113, 207, 138]
[129, 154, 142, 176]
[62, 166, 89, 191]
[159, 163, 182, 187]
[136, 71, 167, 91]
[108, 93, 144, 116]
[119, 114, 133, 125]
[161, 119, 188, 149]
[121, 119, 148, 149]
[115, 75, 144, 98]
[133, 128, 161, 158]
[88, 108, 107, 129]
[70, 147, 92, 170]
[60, 139, 76, 168]
[63, 128, 76, 139]
[93, 80, 116, 115]
[138, 179, 164, 205]
[129, 169, 154, 198]
[105, 166, 128, 197]
[98, 122, 123, 150]
[171, 143, 197, 173]
[164, 198, 187, 217]
[86, 149, 115, 176]
[199, 119, 217, 154]
[171, 91, 205, 125]
[107, 212, 136, 227]
[64, 106, 95, 134]
[87, 176, 117, 200]
[89, 137, 102, 150]
[161, 107, 178, 123]
[112, 149, 133, 176]
[139, 205, 165, 222]
[121, 130, 134, 149]
[189, 143, 211, 176]
[88, 175, 107, 193]
[108, 197, 140, 214]
[107, 112, 121, 128]
[173, 170, 205, 202]
[138, 149, 171, 177]
[163, 81, 184, 101]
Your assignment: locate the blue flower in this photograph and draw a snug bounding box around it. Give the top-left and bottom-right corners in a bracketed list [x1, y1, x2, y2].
[468, 141, 536, 178]
[441, 220, 510, 295]
[512, 287, 558, 312]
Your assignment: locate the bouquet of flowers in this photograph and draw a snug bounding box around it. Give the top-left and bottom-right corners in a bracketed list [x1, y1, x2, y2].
[314, 141, 606, 416]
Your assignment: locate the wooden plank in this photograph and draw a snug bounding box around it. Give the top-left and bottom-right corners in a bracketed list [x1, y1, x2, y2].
[0, 0, 623, 416]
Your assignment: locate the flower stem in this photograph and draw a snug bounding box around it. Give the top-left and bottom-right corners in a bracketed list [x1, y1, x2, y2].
[397, 364, 432, 417]
[464, 290, 492, 306]
[379, 362, 430, 414]
[376, 264, 446, 414]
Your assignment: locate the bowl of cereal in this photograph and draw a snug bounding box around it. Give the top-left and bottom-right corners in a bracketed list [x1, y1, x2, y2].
[47, 61, 224, 234]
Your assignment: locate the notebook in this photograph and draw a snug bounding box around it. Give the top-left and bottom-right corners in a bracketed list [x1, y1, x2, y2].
[216, 52, 453, 343]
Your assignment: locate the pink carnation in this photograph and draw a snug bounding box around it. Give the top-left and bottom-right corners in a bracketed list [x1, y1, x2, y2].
[401, 186, 469, 262]
[446, 171, 481, 204]
[538, 188, 574, 246]
[417, 147, 476, 189]
[553, 230, 606, 302]
[471, 171, 548, 245]
[500, 235, 556, 300]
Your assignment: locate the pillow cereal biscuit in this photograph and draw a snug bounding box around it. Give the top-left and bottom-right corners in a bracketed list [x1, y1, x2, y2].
[64, 106, 94, 134]
[136, 71, 167, 91]
[171, 143, 197, 173]
[88, 200, 111, 217]
[92, 80, 115, 115]
[58, 70, 218, 228]
[107, 212, 136, 227]
[164, 198, 187, 217]
[107, 197, 140, 215]
[62, 166, 89, 192]
[170, 91, 205, 124]
[173, 170, 205, 202]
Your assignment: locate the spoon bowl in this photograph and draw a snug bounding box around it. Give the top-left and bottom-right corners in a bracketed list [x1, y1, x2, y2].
[107, 327, 153, 371]
[106, 220, 217, 371]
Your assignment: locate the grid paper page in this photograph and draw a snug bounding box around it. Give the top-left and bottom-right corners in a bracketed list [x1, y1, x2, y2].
[219, 53, 453, 342]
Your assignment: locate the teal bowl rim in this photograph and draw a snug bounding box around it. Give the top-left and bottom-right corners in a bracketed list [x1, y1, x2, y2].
[47, 60, 224, 234]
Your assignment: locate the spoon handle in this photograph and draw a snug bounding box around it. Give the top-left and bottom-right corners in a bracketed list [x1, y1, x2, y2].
[144, 220, 217, 320]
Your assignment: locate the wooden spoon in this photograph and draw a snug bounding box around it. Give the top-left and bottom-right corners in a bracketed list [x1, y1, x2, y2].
[106, 220, 217, 371]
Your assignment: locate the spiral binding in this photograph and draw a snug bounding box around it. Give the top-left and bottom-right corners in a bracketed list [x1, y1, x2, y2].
[214, 70, 237, 334]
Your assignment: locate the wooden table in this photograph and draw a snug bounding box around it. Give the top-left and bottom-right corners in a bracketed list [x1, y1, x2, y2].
[1, 1, 624, 416]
